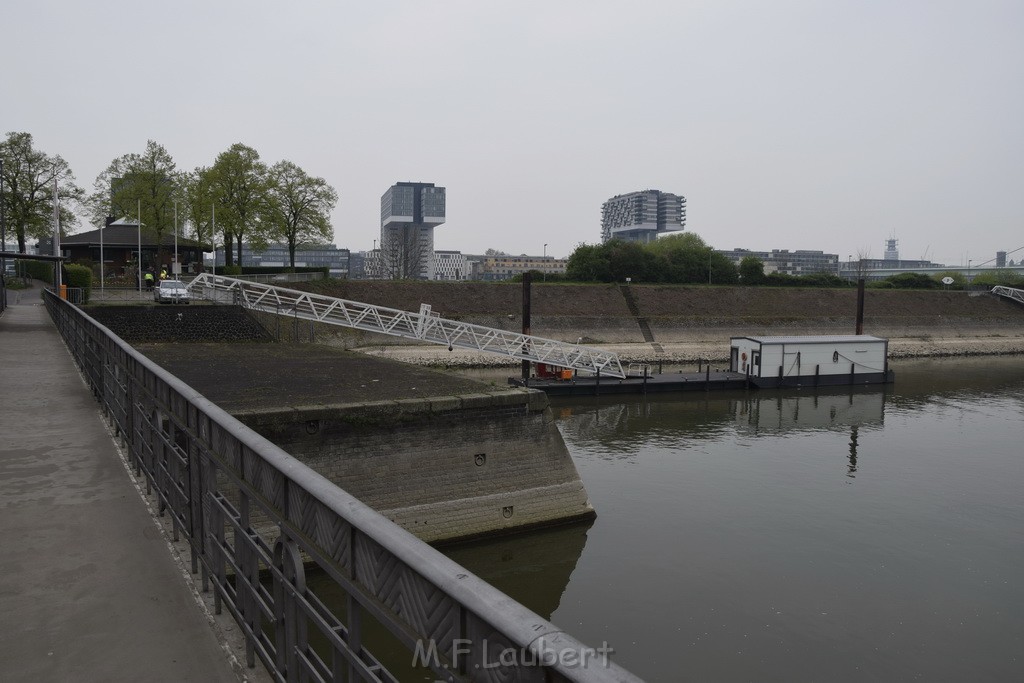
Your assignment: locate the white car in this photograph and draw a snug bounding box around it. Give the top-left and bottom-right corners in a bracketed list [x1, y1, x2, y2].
[154, 280, 191, 304]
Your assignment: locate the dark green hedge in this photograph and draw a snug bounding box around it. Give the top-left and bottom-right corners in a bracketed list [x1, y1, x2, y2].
[65, 263, 92, 303]
[17, 259, 56, 283]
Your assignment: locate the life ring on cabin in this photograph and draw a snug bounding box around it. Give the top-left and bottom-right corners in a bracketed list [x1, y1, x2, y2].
[741, 352, 747, 362]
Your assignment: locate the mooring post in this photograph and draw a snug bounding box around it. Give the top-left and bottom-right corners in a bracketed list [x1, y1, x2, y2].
[595, 368, 600, 396]
[642, 365, 648, 395]
[522, 271, 531, 382]
[815, 364, 820, 387]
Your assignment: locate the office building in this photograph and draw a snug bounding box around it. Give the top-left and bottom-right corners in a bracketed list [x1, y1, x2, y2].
[717, 248, 840, 276]
[380, 182, 445, 279]
[600, 190, 686, 243]
[214, 243, 351, 277]
[472, 255, 568, 281]
[433, 251, 471, 281]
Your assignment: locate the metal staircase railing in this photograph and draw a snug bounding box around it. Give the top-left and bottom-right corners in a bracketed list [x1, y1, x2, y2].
[991, 286, 1024, 305]
[187, 273, 626, 378]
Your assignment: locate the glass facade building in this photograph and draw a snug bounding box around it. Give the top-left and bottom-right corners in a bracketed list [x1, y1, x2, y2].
[601, 190, 687, 243]
[379, 182, 446, 279]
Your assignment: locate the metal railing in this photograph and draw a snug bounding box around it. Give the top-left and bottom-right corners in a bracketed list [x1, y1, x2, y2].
[188, 273, 626, 378]
[43, 290, 639, 683]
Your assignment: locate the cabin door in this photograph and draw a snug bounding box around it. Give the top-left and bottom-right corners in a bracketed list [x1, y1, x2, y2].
[730, 347, 739, 372]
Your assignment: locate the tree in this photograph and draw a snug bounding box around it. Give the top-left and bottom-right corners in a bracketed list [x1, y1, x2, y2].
[566, 243, 613, 282]
[265, 161, 338, 268]
[181, 167, 216, 255]
[739, 256, 765, 285]
[380, 224, 431, 279]
[89, 140, 181, 267]
[0, 132, 83, 252]
[210, 143, 268, 267]
[647, 233, 738, 284]
[932, 271, 966, 288]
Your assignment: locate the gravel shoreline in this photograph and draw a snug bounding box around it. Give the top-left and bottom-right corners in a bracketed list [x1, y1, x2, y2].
[354, 335, 1024, 369]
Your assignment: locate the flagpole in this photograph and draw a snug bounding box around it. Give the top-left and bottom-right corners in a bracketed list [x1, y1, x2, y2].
[174, 200, 178, 276]
[53, 173, 61, 291]
[211, 203, 216, 277]
[137, 199, 142, 294]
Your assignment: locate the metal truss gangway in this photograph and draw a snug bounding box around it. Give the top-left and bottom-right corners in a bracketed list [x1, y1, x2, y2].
[992, 286, 1024, 306]
[187, 273, 626, 378]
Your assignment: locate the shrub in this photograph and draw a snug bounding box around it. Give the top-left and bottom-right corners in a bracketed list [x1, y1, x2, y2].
[64, 263, 93, 303]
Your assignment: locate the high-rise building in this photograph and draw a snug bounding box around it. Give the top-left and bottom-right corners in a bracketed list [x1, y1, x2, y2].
[379, 182, 445, 279]
[600, 190, 686, 243]
[884, 238, 900, 261]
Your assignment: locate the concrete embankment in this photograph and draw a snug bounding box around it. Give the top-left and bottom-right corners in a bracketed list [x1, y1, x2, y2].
[86, 306, 595, 543]
[283, 281, 1024, 366]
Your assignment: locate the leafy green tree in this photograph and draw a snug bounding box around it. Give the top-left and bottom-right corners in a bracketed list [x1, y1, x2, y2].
[0, 132, 83, 252]
[210, 144, 269, 267]
[801, 271, 848, 288]
[648, 233, 737, 284]
[970, 270, 1024, 288]
[265, 160, 338, 268]
[607, 240, 661, 282]
[883, 272, 938, 289]
[181, 167, 216, 255]
[89, 140, 181, 267]
[739, 256, 765, 284]
[932, 271, 966, 288]
[566, 243, 613, 282]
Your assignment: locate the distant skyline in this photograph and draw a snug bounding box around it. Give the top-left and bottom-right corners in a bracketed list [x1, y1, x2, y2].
[5, 1, 1022, 267]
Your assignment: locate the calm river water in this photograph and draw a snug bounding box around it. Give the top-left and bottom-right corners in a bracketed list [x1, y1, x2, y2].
[442, 356, 1024, 681]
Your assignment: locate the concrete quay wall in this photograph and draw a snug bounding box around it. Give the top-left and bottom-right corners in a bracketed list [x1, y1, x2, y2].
[234, 389, 595, 544]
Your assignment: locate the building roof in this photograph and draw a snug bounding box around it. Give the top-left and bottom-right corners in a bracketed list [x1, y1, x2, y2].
[62, 225, 208, 249]
[731, 335, 886, 344]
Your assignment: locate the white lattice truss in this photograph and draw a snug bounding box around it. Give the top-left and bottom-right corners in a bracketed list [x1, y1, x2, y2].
[992, 286, 1024, 305]
[188, 273, 625, 378]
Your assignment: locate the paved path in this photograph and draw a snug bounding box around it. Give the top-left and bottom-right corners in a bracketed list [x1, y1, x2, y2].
[0, 294, 259, 682]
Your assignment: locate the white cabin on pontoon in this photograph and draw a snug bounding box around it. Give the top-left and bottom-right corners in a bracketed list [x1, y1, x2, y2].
[730, 335, 893, 388]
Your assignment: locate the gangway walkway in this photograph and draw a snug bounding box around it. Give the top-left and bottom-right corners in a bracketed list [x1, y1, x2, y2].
[188, 273, 626, 378]
[991, 285, 1024, 305]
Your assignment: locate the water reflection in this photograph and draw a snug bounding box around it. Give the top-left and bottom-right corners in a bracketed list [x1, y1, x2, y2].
[553, 387, 887, 455]
[442, 520, 593, 620]
[442, 357, 1024, 681]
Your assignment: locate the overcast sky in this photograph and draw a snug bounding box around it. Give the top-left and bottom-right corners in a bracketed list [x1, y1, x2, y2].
[7, 0, 1023, 266]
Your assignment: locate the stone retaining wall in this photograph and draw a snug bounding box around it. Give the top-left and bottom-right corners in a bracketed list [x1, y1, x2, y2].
[85, 305, 271, 343]
[234, 390, 595, 544]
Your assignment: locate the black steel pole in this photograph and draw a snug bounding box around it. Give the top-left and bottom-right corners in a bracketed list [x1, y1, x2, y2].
[1, 158, 6, 311]
[855, 278, 866, 335]
[521, 271, 531, 381]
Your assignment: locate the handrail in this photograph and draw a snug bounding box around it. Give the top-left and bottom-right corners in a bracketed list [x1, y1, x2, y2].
[187, 273, 626, 378]
[42, 290, 640, 683]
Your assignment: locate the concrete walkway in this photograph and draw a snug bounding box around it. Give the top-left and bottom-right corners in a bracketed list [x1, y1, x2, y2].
[0, 293, 261, 682]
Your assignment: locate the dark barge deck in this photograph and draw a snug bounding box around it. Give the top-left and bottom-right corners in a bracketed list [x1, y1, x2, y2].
[509, 370, 750, 396]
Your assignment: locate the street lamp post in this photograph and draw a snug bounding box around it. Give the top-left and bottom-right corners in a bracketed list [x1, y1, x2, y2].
[137, 199, 142, 294]
[543, 243, 548, 282]
[173, 200, 179, 275]
[211, 203, 216, 277]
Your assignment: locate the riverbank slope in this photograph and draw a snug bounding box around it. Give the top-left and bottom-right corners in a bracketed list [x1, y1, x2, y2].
[289, 281, 1024, 365]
